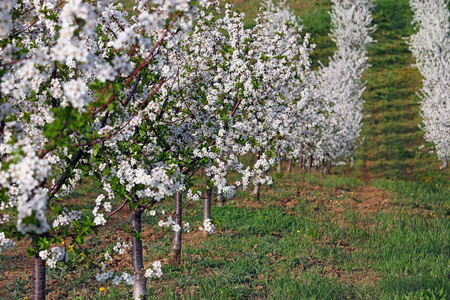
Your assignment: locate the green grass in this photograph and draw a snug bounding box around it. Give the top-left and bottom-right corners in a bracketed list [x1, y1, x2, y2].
[2, 172, 449, 299]
[355, 0, 448, 182]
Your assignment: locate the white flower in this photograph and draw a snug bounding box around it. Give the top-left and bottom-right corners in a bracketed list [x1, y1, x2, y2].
[200, 219, 216, 235]
[94, 215, 107, 226]
[121, 272, 135, 285]
[63, 79, 90, 109]
[112, 276, 122, 285]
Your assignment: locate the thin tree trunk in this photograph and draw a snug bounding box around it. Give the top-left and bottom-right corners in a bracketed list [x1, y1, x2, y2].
[252, 182, 261, 201]
[131, 206, 147, 300]
[203, 177, 212, 237]
[287, 159, 293, 173]
[216, 193, 225, 207]
[299, 151, 304, 171]
[276, 152, 282, 173]
[320, 160, 326, 174]
[32, 255, 46, 300]
[326, 161, 332, 174]
[308, 154, 313, 172]
[252, 151, 261, 200]
[169, 191, 182, 266]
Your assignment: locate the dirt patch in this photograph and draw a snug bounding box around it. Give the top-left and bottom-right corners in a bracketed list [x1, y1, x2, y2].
[291, 254, 379, 286]
[340, 185, 390, 216]
[328, 184, 391, 230]
[0, 238, 33, 298]
[234, 197, 270, 209]
[361, 159, 376, 183]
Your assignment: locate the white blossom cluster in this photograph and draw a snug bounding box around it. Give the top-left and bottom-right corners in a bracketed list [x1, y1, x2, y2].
[158, 216, 191, 232]
[0, 232, 15, 254]
[95, 269, 114, 283]
[186, 189, 202, 201]
[95, 263, 138, 286]
[39, 247, 69, 268]
[103, 240, 131, 261]
[115, 163, 184, 201]
[112, 241, 131, 255]
[199, 218, 215, 235]
[409, 0, 450, 165]
[183, 222, 191, 233]
[248, 0, 316, 169]
[158, 216, 181, 232]
[96, 240, 138, 285]
[0, 214, 10, 224]
[1, 141, 53, 234]
[0, 0, 15, 38]
[112, 272, 135, 286]
[309, 0, 375, 165]
[92, 195, 112, 226]
[261, 0, 374, 168]
[260, 0, 301, 30]
[52, 209, 82, 228]
[96, 260, 162, 284]
[97, 247, 160, 286]
[144, 261, 163, 279]
[158, 1, 314, 195]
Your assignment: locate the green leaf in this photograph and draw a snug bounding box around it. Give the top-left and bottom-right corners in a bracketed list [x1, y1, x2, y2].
[27, 247, 37, 257]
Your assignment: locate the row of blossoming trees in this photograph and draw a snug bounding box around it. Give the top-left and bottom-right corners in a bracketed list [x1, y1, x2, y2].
[409, 0, 450, 168]
[0, 0, 377, 299]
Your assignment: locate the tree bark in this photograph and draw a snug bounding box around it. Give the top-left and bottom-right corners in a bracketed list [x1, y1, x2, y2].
[299, 151, 304, 171]
[169, 191, 182, 266]
[252, 151, 261, 201]
[276, 152, 282, 173]
[308, 154, 313, 172]
[131, 206, 147, 300]
[287, 159, 293, 173]
[320, 160, 326, 175]
[216, 193, 225, 207]
[203, 178, 212, 237]
[32, 255, 46, 300]
[252, 182, 261, 201]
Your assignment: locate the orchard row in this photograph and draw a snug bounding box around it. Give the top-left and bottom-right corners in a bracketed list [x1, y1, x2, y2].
[0, 0, 447, 299]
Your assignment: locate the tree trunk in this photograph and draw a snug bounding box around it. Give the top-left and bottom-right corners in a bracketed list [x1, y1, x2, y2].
[203, 178, 212, 238]
[169, 191, 182, 266]
[252, 182, 261, 201]
[216, 193, 225, 207]
[308, 154, 313, 172]
[287, 159, 293, 173]
[32, 255, 46, 300]
[299, 152, 304, 171]
[252, 151, 261, 200]
[320, 160, 326, 175]
[326, 161, 332, 174]
[276, 152, 282, 173]
[131, 206, 147, 300]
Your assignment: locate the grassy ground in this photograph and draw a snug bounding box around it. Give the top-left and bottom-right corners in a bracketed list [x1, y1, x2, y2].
[1, 0, 450, 299]
[2, 172, 448, 299]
